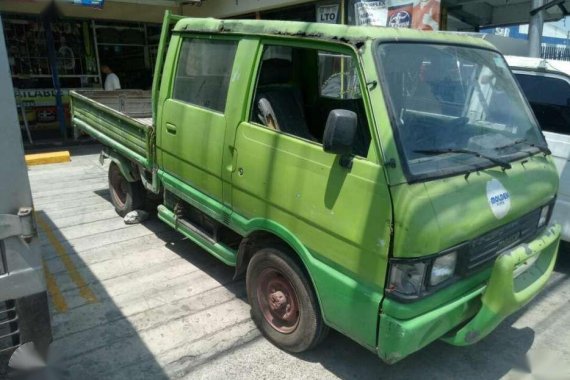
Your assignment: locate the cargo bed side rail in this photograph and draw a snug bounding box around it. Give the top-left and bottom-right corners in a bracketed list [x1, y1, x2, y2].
[71, 90, 154, 169]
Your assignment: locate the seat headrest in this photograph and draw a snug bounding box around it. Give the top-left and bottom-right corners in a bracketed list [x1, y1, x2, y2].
[258, 59, 292, 86]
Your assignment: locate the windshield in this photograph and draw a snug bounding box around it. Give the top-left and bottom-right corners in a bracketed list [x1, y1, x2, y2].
[376, 43, 545, 180]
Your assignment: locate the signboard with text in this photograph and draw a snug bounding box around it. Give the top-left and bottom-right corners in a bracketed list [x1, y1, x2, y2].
[353, 0, 441, 31]
[355, 1, 388, 26]
[15, 88, 72, 129]
[317, 4, 340, 24]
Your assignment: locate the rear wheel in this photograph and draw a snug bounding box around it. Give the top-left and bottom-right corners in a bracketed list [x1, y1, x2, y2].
[108, 162, 145, 217]
[246, 245, 328, 352]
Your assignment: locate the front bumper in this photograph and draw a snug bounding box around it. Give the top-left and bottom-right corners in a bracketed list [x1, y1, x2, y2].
[377, 223, 561, 364]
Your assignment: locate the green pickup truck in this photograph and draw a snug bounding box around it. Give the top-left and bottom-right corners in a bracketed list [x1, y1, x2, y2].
[71, 12, 561, 363]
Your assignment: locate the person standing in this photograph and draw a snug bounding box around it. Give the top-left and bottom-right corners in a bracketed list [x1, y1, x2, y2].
[101, 64, 121, 91]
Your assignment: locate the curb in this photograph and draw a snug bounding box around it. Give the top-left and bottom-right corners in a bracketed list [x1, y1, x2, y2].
[25, 151, 71, 166]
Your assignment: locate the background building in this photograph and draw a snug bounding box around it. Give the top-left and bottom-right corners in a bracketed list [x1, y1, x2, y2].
[1, 0, 569, 144]
[484, 19, 570, 60]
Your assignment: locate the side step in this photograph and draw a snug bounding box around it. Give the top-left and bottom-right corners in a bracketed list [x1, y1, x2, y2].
[157, 205, 237, 266]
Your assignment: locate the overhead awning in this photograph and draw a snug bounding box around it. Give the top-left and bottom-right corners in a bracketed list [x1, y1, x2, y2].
[0, 0, 183, 23]
[1, 0, 569, 30]
[55, 1, 179, 23]
[445, 0, 570, 29]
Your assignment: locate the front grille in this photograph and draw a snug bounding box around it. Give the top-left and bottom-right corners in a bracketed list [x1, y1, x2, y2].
[0, 300, 20, 354]
[459, 208, 541, 275]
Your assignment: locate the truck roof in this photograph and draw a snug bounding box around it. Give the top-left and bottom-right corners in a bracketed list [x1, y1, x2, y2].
[173, 18, 497, 51]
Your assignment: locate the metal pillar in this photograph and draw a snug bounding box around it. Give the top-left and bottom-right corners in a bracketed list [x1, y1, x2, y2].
[0, 16, 24, 150]
[43, 13, 67, 140]
[529, 0, 545, 58]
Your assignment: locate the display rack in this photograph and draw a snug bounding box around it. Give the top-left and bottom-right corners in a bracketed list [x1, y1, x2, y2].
[5, 17, 98, 82]
[3, 15, 161, 141]
[4, 15, 101, 141]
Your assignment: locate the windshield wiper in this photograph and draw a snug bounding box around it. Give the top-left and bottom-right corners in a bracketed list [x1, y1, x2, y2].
[414, 148, 512, 170]
[494, 138, 551, 155]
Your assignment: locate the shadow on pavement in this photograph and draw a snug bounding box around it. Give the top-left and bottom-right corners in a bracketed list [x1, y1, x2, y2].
[295, 323, 534, 380]
[555, 242, 570, 274]
[36, 211, 170, 380]
[72, 184, 570, 379]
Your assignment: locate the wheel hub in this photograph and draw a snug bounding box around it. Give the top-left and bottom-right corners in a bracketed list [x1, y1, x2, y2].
[257, 269, 300, 334]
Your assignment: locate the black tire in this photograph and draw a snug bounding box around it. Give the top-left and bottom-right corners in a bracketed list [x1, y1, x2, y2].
[108, 162, 145, 217]
[246, 244, 329, 353]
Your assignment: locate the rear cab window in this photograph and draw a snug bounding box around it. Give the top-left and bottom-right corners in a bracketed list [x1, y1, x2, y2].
[172, 38, 238, 113]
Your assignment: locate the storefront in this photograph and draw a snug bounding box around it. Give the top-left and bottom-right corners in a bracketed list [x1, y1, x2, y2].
[0, 0, 447, 144]
[3, 0, 560, 145]
[0, 0, 172, 144]
[1, 18, 163, 143]
[4, 14, 99, 142]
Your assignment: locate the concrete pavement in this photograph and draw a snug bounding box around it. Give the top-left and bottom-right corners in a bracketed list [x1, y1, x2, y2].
[28, 145, 570, 380]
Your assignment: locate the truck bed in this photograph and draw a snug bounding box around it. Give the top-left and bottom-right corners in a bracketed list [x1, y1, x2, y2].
[70, 90, 154, 168]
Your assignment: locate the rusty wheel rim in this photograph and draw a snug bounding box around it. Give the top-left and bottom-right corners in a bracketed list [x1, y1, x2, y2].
[256, 268, 300, 334]
[110, 170, 127, 207]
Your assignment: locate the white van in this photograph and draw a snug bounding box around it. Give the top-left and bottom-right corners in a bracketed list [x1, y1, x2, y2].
[506, 55, 570, 241]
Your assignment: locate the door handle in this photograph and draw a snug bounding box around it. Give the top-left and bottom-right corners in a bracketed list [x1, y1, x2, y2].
[165, 123, 177, 135]
[226, 146, 237, 173]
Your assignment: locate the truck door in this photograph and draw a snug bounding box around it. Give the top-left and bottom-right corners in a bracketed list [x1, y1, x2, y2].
[230, 42, 392, 348]
[0, 19, 51, 366]
[157, 36, 239, 203]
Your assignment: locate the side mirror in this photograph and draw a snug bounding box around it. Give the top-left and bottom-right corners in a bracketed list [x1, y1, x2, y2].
[323, 109, 358, 168]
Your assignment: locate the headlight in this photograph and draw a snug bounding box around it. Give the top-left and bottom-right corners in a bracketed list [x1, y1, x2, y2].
[388, 261, 427, 297]
[388, 251, 458, 300]
[430, 251, 457, 286]
[537, 204, 550, 228]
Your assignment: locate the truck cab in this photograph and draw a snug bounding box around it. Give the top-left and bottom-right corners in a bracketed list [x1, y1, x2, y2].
[71, 14, 561, 363]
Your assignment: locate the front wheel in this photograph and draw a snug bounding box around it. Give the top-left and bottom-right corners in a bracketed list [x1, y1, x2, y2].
[108, 162, 145, 217]
[246, 245, 329, 352]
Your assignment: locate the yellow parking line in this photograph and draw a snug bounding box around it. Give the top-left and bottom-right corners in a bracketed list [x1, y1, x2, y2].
[25, 151, 71, 166]
[36, 214, 98, 304]
[43, 261, 68, 313]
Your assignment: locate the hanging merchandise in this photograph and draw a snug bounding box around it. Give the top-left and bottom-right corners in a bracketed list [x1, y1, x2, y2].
[83, 21, 97, 75]
[57, 43, 75, 71]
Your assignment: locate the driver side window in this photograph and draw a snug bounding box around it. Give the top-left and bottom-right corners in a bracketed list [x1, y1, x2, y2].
[249, 44, 371, 158]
